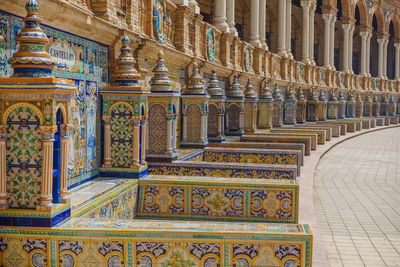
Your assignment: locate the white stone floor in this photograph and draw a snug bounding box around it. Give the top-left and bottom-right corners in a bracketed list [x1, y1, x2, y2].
[314, 127, 400, 267]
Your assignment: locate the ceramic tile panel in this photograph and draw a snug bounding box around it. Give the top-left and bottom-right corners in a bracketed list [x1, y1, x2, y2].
[137, 175, 298, 223]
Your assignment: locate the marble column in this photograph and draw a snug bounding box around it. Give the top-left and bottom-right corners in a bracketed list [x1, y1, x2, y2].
[394, 42, 400, 80]
[286, 0, 293, 59]
[60, 124, 72, 203]
[330, 15, 336, 70]
[250, 0, 261, 47]
[383, 38, 388, 79]
[0, 125, 7, 209]
[348, 24, 354, 74]
[377, 38, 385, 79]
[309, 3, 316, 65]
[278, 0, 287, 57]
[259, 0, 267, 49]
[301, 1, 311, 63]
[132, 121, 141, 167]
[217, 109, 224, 138]
[359, 31, 369, 76]
[226, 0, 237, 36]
[37, 125, 57, 210]
[342, 24, 350, 72]
[102, 116, 112, 167]
[214, 0, 229, 33]
[166, 115, 173, 152]
[366, 32, 372, 76]
[322, 14, 331, 68]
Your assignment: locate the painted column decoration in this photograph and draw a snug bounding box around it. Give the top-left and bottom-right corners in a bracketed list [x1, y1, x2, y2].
[214, 0, 229, 33]
[258, 81, 273, 129]
[207, 69, 226, 142]
[0, 0, 75, 226]
[278, 0, 287, 57]
[346, 92, 355, 118]
[388, 95, 396, 115]
[317, 90, 327, 121]
[272, 84, 284, 127]
[372, 95, 381, 117]
[364, 94, 373, 117]
[181, 63, 209, 148]
[147, 51, 180, 162]
[0, 125, 7, 209]
[244, 78, 258, 132]
[283, 84, 297, 124]
[296, 88, 307, 123]
[249, 0, 261, 48]
[225, 74, 245, 136]
[355, 94, 364, 118]
[306, 89, 319, 122]
[337, 91, 346, 119]
[60, 124, 72, 203]
[100, 35, 149, 178]
[327, 90, 338, 119]
[381, 94, 388, 116]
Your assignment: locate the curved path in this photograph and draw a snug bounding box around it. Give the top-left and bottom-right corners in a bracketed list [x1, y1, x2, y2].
[314, 127, 400, 266]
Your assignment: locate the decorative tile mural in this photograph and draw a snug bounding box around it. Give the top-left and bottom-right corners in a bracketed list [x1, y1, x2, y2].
[137, 175, 298, 223]
[0, 10, 109, 188]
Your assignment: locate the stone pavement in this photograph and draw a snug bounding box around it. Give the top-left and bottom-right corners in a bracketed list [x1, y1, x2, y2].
[314, 127, 400, 267]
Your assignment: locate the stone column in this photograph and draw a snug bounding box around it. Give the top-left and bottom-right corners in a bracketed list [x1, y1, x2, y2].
[360, 31, 369, 76]
[37, 125, 57, 210]
[383, 38, 388, 79]
[377, 38, 385, 79]
[189, 0, 200, 14]
[172, 115, 177, 150]
[348, 24, 354, 74]
[217, 109, 224, 138]
[301, 1, 311, 63]
[250, 0, 261, 47]
[200, 110, 207, 141]
[322, 14, 331, 68]
[60, 124, 72, 203]
[286, 0, 293, 59]
[181, 112, 187, 141]
[278, 0, 287, 57]
[330, 15, 336, 70]
[141, 119, 147, 165]
[366, 32, 372, 76]
[0, 125, 7, 209]
[226, 0, 237, 36]
[214, 0, 229, 33]
[342, 23, 350, 72]
[259, 0, 267, 49]
[102, 116, 112, 167]
[309, 2, 316, 65]
[394, 42, 400, 80]
[132, 121, 141, 167]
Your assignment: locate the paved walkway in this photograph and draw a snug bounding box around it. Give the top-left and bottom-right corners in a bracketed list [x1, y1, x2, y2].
[314, 127, 400, 266]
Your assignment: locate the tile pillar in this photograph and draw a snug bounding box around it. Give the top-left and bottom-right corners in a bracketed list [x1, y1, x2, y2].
[0, 125, 7, 209]
[286, 0, 293, 59]
[102, 116, 112, 168]
[259, 0, 267, 49]
[278, 0, 287, 57]
[250, 0, 261, 47]
[226, 0, 237, 36]
[309, 2, 316, 65]
[214, 0, 229, 33]
[37, 125, 57, 211]
[322, 14, 331, 69]
[394, 42, 400, 80]
[301, 1, 311, 63]
[60, 124, 72, 203]
[141, 119, 147, 165]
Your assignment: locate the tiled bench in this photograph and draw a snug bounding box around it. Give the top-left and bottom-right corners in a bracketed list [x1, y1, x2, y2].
[270, 128, 326, 144]
[137, 175, 299, 223]
[252, 131, 318, 150]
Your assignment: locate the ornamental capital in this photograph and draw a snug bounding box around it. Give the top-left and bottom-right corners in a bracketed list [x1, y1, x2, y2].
[0, 125, 8, 140]
[60, 124, 73, 138]
[39, 125, 58, 140]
